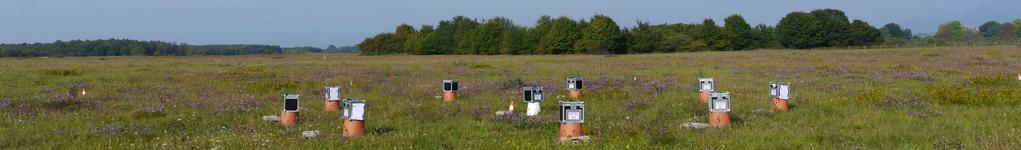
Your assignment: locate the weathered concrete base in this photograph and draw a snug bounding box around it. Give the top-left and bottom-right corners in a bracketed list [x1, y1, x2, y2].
[262, 115, 280, 123]
[753, 108, 769, 114]
[302, 130, 321, 139]
[558, 135, 591, 145]
[680, 122, 709, 129]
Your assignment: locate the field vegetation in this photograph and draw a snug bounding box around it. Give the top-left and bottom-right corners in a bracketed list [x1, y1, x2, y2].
[1, 47, 1019, 149]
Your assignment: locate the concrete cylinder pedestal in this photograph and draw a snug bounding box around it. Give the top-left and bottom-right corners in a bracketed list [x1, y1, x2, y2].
[280, 111, 299, 126]
[442, 91, 457, 103]
[698, 91, 710, 103]
[770, 98, 789, 111]
[324, 100, 340, 112]
[342, 120, 365, 138]
[708, 112, 730, 128]
[567, 90, 581, 99]
[558, 123, 584, 138]
[525, 102, 541, 116]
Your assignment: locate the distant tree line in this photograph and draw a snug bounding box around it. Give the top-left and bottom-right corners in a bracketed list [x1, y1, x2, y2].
[290, 45, 360, 54]
[0, 39, 283, 57]
[326, 45, 360, 53]
[931, 19, 1020, 43]
[357, 8, 890, 55]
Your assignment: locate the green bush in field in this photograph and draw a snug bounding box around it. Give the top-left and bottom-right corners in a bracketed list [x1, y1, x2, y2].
[925, 75, 1021, 105]
[42, 69, 84, 76]
[968, 76, 1010, 85]
[928, 86, 1020, 106]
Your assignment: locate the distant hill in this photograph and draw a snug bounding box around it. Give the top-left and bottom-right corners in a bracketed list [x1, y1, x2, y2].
[284, 45, 360, 54]
[0, 39, 285, 57]
[0, 39, 362, 57]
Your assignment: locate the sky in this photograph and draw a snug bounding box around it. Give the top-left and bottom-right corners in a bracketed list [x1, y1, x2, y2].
[2, 0, 1019, 47]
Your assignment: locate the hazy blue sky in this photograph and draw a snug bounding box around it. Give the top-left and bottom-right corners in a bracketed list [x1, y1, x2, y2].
[2, 0, 1019, 47]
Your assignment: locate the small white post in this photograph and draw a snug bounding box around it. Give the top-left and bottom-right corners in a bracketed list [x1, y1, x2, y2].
[526, 102, 541, 116]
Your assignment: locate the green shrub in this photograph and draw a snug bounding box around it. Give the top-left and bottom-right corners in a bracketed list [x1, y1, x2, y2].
[42, 99, 93, 111]
[223, 67, 265, 76]
[245, 81, 311, 92]
[928, 86, 1020, 105]
[42, 68, 83, 76]
[968, 76, 1009, 85]
[470, 63, 492, 69]
[815, 64, 831, 71]
[453, 60, 492, 69]
[854, 89, 887, 105]
[928, 86, 969, 104]
[889, 64, 915, 70]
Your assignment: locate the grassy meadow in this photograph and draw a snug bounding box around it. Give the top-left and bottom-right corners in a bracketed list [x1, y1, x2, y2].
[1, 47, 1020, 149]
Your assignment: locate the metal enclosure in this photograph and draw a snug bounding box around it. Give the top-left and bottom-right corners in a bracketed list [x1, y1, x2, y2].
[443, 80, 458, 92]
[699, 78, 714, 92]
[567, 77, 583, 90]
[343, 99, 366, 120]
[709, 92, 731, 112]
[559, 101, 585, 123]
[523, 87, 544, 103]
[325, 86, 341, 101]
[769, 82, 779, 99]
[777, 83, 790, 100]
[284, 94, 300, 112]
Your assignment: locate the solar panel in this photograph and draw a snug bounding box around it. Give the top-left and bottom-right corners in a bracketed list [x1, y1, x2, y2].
[523, 87, 534, 102]
[285, 98, 299, 111]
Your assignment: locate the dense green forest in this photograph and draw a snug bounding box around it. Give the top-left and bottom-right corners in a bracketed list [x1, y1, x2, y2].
[358, 8, 1021, 55]
[0, 39, 283, 57]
